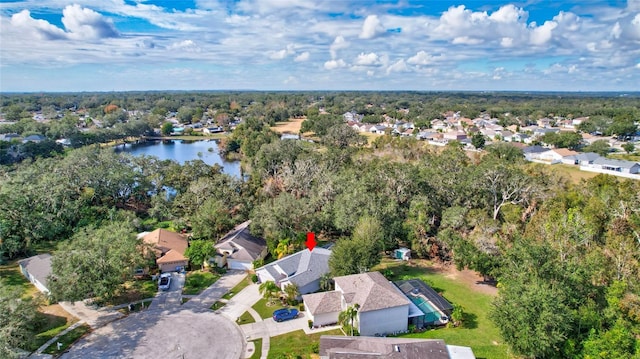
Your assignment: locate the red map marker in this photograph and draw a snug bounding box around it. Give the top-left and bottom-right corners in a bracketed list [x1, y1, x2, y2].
[306, 232, 316, 252]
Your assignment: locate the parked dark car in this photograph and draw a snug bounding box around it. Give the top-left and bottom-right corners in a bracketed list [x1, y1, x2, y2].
[272, 308, 299, 322]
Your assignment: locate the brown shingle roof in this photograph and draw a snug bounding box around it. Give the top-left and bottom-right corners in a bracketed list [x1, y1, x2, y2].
[156, 249, 187, 264]
[143, 229, 188, 258]
[334, 272, 409, 312]
[303, 291, 343, 315]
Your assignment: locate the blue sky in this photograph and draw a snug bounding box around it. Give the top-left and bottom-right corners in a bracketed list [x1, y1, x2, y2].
[0, 0, 639, 92]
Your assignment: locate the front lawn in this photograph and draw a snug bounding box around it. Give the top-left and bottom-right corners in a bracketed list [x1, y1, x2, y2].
[42, 324, 91, 355]
[210, 301, 226, 310]
[0, 260, 39, 298]
[249, 338, 262, 359]
[268, 329, 342, 359]
[373, 259, 508, 359]
[252, 298, 288, 320]
[183, 270, 220, 295]
[236, 310, 256, 325]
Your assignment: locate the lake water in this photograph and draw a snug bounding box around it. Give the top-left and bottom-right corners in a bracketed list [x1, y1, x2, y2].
[116, 139, 242, 178]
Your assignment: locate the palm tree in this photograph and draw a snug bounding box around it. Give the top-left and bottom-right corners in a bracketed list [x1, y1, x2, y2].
[283, 283, 299, 305]
[259, 281, 280, 304]
[338, 303, 360, 336]
[319, 273, 333, 292]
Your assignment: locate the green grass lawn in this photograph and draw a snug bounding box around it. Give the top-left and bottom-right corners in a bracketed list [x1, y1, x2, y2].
[210, 301, 226, 310]
[236, 310, 256, 325]
[374, 259, 508, 359]
[0, 260, 39, 298]
[268, 329, 343, 359]
[249, 338, 262, 359]
[222, 275, 253, 300]
[252, 298, 289, 320]
[42, 324, 91, 355]
[183, 270, 220, 295]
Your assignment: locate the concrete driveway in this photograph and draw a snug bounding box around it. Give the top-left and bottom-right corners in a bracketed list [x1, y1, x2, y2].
[240, 312, 311, 340]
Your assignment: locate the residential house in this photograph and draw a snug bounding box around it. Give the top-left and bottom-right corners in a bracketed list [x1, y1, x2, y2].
[583, 157, 640, 175]
[303, 271, 411, 336]
[203, 126, 224, 134]
[534, 127, 560, 139]
[523, 145, 548, 161]
[370, 125, 387, 134]
[443, 131, 467, 142]
[22, 134, 46, 143]
[537, 118, 554, 128]
[319, 336, 476, 359]
[280, 133, 300, 140]
[256, 247, 331, 294]
[0, 133, 21, 142]
[538, 148, 579, 163]
[511, 133, 531, 143]
[395, 279, 454, 328]
[141, 229, 189, 272]
[561, 152, 601, 166]
[18, 254, 52, 294]
[213, 221, 267, 270]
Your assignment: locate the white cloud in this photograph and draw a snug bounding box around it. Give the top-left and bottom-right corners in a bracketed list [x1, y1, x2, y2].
[501, 37, 514, 47]
[452, 36, 484, 45]
[489, 4, 526, 23]
[386, 59, 408, 74]
[324, 59, 346, 70]
[61, 4, 118, 40]
[294, 52, 310, 62]
[359, 15, 385, 39]
[354, 52, 380, 66]
[269, 49, 288, 60]
[168, 40, 201, 52]
[9, 5, 117, 41]
[407, 51, 433, 66]
[10, 10, 68, 40]
[530, 21, 557, 45]
[330, 35, 348, 59]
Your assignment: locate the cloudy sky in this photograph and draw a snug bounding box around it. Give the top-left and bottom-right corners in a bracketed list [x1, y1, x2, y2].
[1, 0, 639, 92]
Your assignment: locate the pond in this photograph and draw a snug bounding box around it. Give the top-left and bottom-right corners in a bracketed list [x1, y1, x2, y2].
[116, 139, 242, 178]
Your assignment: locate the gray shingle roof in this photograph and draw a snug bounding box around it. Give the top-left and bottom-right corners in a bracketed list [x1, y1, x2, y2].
[593, 157, 640, 169]
[257, 247, 331, 288]
[334, 271, 410, 313]
[18, 254, 52, 290]
[319, 336, 451, 359]
[215, 220, 266, 262]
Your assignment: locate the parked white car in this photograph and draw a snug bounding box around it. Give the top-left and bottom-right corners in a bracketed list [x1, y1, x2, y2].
[158, 273, 172, 291]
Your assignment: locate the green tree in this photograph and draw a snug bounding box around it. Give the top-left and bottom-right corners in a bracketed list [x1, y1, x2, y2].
[48, 221, 144, 303]
[583, 140, 611, 157]
[621, 142, 635, 154]
[471, 132, 486, 149]
[161, 122, 174, 136]
[283, 283, 300, 305]
[329, 217, 382, 276]
[0, 285, 43, 358]
[338, 304, 360, 336]
[258, 281, 280, 304]
[184, 240, 215, 270]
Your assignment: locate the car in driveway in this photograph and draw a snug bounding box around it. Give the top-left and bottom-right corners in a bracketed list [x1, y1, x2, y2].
[272, 308, 299, 322]
[158, 273, 172, 291]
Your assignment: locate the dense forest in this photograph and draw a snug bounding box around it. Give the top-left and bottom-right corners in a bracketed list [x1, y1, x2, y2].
[0, 92, 639, 358]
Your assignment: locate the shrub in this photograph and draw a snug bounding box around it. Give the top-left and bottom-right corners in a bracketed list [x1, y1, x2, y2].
[308, 320, 313, 329]
[251, 274, 259, 283]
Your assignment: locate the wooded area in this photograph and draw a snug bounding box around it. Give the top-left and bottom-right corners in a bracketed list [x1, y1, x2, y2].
[1, 91, 639, 358]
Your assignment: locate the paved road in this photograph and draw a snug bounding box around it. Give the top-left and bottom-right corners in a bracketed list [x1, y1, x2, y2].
[61, 271, 247, 359]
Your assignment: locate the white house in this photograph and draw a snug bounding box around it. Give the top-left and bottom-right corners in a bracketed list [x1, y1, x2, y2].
[583, 157, 640, 175]
[214, 220, 267, 270]
[561, 152, 601, 166]
[303, 271, 411, 336]
[256, 247, 331, 294]
[537, 148, 578, 163]
[18, 254, 52, 294]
